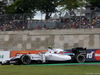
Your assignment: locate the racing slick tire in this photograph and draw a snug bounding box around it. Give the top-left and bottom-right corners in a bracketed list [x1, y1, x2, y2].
[76, 54, 86, 63]
[72, 47, 86, 63]
[20, 54, 31, 65]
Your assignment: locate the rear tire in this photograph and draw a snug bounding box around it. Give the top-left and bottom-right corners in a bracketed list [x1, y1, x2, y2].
[20, 54, 31, 65]
[72, 47, 86, 63]
[76, 54, 86, 63]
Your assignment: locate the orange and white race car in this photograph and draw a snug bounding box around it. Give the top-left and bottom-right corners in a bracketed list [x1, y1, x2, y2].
[2, 47, 86, 65]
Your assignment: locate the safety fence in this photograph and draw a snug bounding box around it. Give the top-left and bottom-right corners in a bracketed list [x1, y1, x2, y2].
[0, 14, 100, 31]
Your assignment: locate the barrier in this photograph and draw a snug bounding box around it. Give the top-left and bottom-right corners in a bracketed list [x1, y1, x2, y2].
[0, 51, 10, 62]
[0, 49, 100, 62]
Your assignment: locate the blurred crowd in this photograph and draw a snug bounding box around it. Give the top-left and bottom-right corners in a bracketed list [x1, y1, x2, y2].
[0, 21, 27, 31]
[60, 17, 100, 29]
[0, 17, 100, 31]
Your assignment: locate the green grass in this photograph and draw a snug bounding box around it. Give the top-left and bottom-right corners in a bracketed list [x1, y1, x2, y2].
[0, 64, 100, 75]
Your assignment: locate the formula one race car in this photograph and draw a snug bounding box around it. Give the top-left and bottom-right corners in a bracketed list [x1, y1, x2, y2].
[2, 47, 86, 65]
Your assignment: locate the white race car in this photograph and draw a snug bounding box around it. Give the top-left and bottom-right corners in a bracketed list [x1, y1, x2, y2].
[2, 47, 86, 65]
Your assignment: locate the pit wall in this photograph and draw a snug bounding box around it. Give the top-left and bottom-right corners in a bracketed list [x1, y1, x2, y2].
[0, 28, 100, 51]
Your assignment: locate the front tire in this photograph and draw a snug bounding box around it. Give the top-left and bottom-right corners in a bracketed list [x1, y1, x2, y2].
[20, 54, 31, 65]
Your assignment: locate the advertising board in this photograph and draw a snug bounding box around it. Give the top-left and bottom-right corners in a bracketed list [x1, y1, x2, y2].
[66, 49, 100, 62]
[0, 51, 10, 62]
[86, 49, 100, 61]
[11, 50, 47, 57]
[11, 49, 100, 61]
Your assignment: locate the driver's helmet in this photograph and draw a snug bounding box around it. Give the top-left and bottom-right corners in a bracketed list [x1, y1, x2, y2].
[48, 46, 52, 49]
